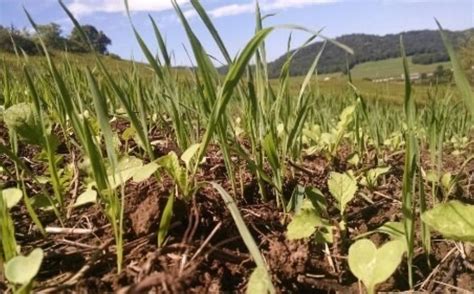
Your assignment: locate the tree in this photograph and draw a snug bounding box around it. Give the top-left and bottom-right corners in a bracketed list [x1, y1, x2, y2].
[266, 28, 472, 78]
[69, 25, 111, 54]
[36, 23, 65, 49]
[0, 25, 38, 55]
[459, 34, 474, 83]
[433, 65, 453, 83]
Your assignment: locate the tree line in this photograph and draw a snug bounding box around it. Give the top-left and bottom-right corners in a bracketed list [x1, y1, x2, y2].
[267, 29, 473, 78]
[0, 23, 114, 56]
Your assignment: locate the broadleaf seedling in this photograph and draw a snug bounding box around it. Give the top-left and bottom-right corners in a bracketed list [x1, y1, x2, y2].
[421, 200, 474, 242]
[348, 239, 406, 294]
[286, 199, 333, 243]
[328, 172, 357, 216]
[5, 248, 44, 292]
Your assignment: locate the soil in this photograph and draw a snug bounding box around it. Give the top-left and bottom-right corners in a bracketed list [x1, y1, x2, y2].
[0, 121, 473, 293]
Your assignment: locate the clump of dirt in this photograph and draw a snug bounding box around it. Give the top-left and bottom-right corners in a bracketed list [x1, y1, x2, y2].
[130, 193, 160, 235]
[266, 235, 310, 279]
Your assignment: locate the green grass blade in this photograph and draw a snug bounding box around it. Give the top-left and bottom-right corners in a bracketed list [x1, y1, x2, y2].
[211, 182, 275, 293]
[195, 28, 274, 165]
[149, 15, 172, 67]
[59, 0, 153, 160]
[296, 41, 326, 108]
[124, 0, 164, 81]
[24, 67, 64, 208]
[435, 19, 474, 117]
[86, 68, 118, 171]
[190, 0, 232, 64]
[58, 0, 94, 52]
[172, 0, 219, 104]
[158, 191, 174, 247]
[274, 24, 354, 55]
[400, 35, 417, 289]
[21, 180, 46, 236]
[0, 145, 52, 232]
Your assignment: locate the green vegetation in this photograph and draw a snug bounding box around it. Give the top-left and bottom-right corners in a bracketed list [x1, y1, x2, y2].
[0, 1, 473, 293]
[268, 28, 472, 77]
[342, 56, 450, 79]
[0, 22, 112, 55]
[0, 51, 149, 77]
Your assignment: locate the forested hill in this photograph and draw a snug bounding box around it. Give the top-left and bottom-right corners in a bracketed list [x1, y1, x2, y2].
[267, 28, 473, 77]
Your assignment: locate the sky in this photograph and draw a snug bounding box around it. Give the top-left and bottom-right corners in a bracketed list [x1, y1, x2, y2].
[0, 0, 473, 65]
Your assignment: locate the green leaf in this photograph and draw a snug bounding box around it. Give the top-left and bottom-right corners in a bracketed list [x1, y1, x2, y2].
[436, 20, 474, 117]
[212, 182, 275, 293]
[400, 35, 418, 288]
[440, 172, 454, 192]
[286, 185, 305, 213]
[421, 200, 474, 242]
[190, 0, 232, 64]
[157, 152, 186, 193]
[367, 166, 390, 183]
[247, 266, 273, 294]
[424, 170, 439, 183]
[195, 27, 274, 166]
[305, 186, 328, 216]
[180, 143, 201, 171]
[2, 188, 23, 209]
[376, 222, 406, 239]
[347, 153, 360, 166]
[87, 68, 118, 175]
[328, 172, 357, 215]
[107, 156, 143, 189]
[31, 195, 55, 211]
[3, 103, 45, 146]
[73, 189, 97, 208]
[122, 127, 136, 141]
[355, 221, 406, 242]
[158, 192, 174, 247]
[363, 166, 390, 188]
[348, 239, 406, 294]
[132, 162, 159, 183]
[262, 133, 280, 172]
[287, 203, 323, 240]
[338, 105, 356, 127]
[149, 15, 172, 67]
[314, 223, 334, 244]
[286, 200, 331, 241]
[5, 248, 44, 285]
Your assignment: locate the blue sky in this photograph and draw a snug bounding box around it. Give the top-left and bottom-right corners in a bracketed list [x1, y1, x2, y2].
[0, 0, 472, 65]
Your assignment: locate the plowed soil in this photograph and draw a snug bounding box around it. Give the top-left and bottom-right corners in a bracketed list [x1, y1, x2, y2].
[0, 121, 473, 293]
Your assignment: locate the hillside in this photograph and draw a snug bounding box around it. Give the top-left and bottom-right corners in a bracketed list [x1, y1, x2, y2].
[0, 51, 152, 77]
[320, 57, 451, 80]
[268, 28, 473, 78]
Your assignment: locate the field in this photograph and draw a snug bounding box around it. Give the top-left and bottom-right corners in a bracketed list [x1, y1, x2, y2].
[0, 51, 153, 78]
[318, 56, 451, 80]
[342, 57, 450, 80]
[0, 2, 473, 293]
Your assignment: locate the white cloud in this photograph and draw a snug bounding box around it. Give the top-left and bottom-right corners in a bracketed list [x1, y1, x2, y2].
[67, 0, 189, 16]
[208, 3, 254, 18]
[264, 0, 338, 9]
[66, 0, 339, 17]
[203, 0, 338, 19]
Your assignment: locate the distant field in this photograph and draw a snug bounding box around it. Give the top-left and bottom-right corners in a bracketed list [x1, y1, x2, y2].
[278, 76, 456, 106]
[0, 51, 153, 77]
[281, 56, 457, 105]
[2, 51, 449, 83]
[350, 57, 451, 79]
[2, 51, 456, 106]
[320, 57, 451, 80]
